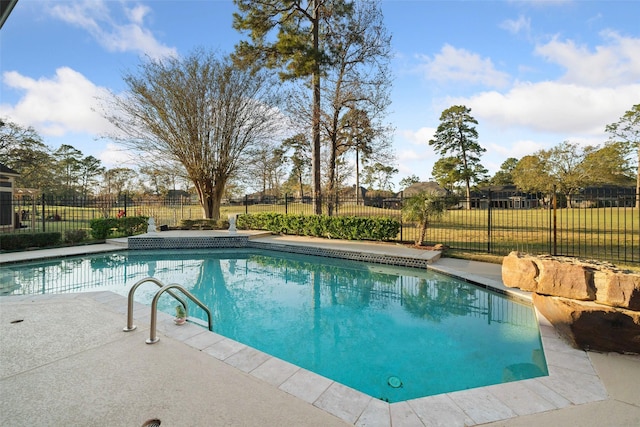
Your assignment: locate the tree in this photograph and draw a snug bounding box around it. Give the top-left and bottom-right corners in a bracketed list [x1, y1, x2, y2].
[402, 190, 451, 246]
[77, 155, 105, 199]
[429, 105, 486, 209]
[490, 157, 519, 186]
[246, 140, 286, 197]
[512, 141, 632, 207]
[102, 167, 136, 197]
[431, 157, 463, 192]
[319, 1, 393, 212]
[53, 144, 83, 197]
[582, 142, 635, 187]
[281, 133, 311, 198]
[103, 50, 279, 219]
[139, 161, 190, 198]
[139, 165, 169, 197]
[361, 162, 397, 191]
[233, 0, 354, 215]
[0, 119, 55, 192]
[512, 155, 548, 194]
[606, 104, 640, 208]
[0, 118, 41, 156]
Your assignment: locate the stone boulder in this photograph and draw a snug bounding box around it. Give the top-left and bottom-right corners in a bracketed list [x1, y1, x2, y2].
[533, 293, 640, 354]
[502, 251, 640, 354]
[594, 270, 640, 311]
[503, 252, 640, 309]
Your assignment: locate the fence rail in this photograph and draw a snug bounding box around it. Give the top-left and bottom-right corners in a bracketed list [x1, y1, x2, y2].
[2, 188, 638, 265]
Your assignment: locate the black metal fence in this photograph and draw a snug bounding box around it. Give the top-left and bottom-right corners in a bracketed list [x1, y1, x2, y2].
[2, 188, 638, 265]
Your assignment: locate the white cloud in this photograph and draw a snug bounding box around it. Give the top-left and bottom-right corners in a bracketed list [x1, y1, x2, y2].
[396, 148, 431, 178]
[460, 81, 640, 135]
[99, 142, 137, 167]
[400, 127, 436, 145]
[500, 15, 531, 35]
[0, 67, 116, 137]
[416, 44, 510, 88]
[488, 140, 546, 159]
[48, 0, 177, 60]
[535, 31, 640, 86]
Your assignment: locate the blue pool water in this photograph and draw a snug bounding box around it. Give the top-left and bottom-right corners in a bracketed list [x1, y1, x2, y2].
[1, 249, 548, 402]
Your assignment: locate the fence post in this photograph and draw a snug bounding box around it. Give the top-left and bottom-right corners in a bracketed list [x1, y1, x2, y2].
[124, 191, 128, 216]
[41, 193, 46, 232]
[285, 193, 288, 215]
[552, 185, 557, 256]
[400, 191, 403, 242]
[487, 190, 492, 253]
[244, 195, 248, 215]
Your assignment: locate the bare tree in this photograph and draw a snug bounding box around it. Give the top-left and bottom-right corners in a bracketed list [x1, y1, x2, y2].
[321, 0, 393, 212]
[245, 140, 287, 197]
[233, 0, 355, 215]
[103, 50, 280, 219]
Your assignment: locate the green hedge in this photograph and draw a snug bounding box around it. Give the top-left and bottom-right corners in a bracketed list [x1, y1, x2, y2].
[89, 216, 148, 239]
[237, 213, 400, 241]
[0, 232, 62, 251]
[179, 219, 229, 230]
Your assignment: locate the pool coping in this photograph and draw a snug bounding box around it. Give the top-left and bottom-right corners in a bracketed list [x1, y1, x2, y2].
[0, 233, 612, 426]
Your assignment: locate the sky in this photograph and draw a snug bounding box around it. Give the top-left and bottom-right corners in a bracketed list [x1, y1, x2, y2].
[1, 0, 639, 190]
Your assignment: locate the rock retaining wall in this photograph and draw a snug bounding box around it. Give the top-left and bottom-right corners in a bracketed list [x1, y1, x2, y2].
[502, 251, 640, 354]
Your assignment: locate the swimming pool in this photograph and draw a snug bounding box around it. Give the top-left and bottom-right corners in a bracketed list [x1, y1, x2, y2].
[1, 248, 547, 402]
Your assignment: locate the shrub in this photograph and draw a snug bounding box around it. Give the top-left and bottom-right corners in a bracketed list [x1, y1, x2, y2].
[237, 213, 400, 241]
[0, 232, 62, 250]
[89, 218, 119, 239]
[117, 216, 148, 236]
[179, 219, 229, 230]
[64, 229, 87, 244]
[89, 216, 148, 239]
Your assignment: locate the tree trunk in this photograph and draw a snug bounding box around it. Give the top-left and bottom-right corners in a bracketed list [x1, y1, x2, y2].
[417, 219, 428, 246]
[193, 178, 218, 219]
[355, 147, 360, 205]
[311, 0, 322, 215]
[201, 194, 214, 219]
[298, 173, 304, 199]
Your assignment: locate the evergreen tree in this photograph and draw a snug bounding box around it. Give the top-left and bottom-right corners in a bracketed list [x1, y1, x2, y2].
[429, 105, 486, 208]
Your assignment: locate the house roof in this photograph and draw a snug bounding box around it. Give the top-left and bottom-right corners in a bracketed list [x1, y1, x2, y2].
[402, 181, 447, 197]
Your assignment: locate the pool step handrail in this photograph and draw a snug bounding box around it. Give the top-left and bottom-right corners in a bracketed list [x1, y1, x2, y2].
[123, 277, 214, 344]
[123, 277, 188, 332]
[146, 283, 213, 344]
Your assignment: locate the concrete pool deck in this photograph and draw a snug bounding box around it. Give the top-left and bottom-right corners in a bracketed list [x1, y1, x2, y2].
[1, 232, 639, 426]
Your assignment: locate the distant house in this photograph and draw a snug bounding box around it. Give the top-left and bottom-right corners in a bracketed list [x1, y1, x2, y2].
[0, 162, 20, 231]
[401, 181, 448, 198]
[362, 181, 449, 210]
[464, 185, 541, 210]
[571, 186, 636, 208]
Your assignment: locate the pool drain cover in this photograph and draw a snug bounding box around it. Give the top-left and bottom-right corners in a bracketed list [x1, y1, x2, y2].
[142, 419, 161, 427]
[387, 376, 402, 388]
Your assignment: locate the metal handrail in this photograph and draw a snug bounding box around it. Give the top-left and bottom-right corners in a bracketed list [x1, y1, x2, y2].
[123, 277, 188, 332]
[146, 283, 213, 344]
